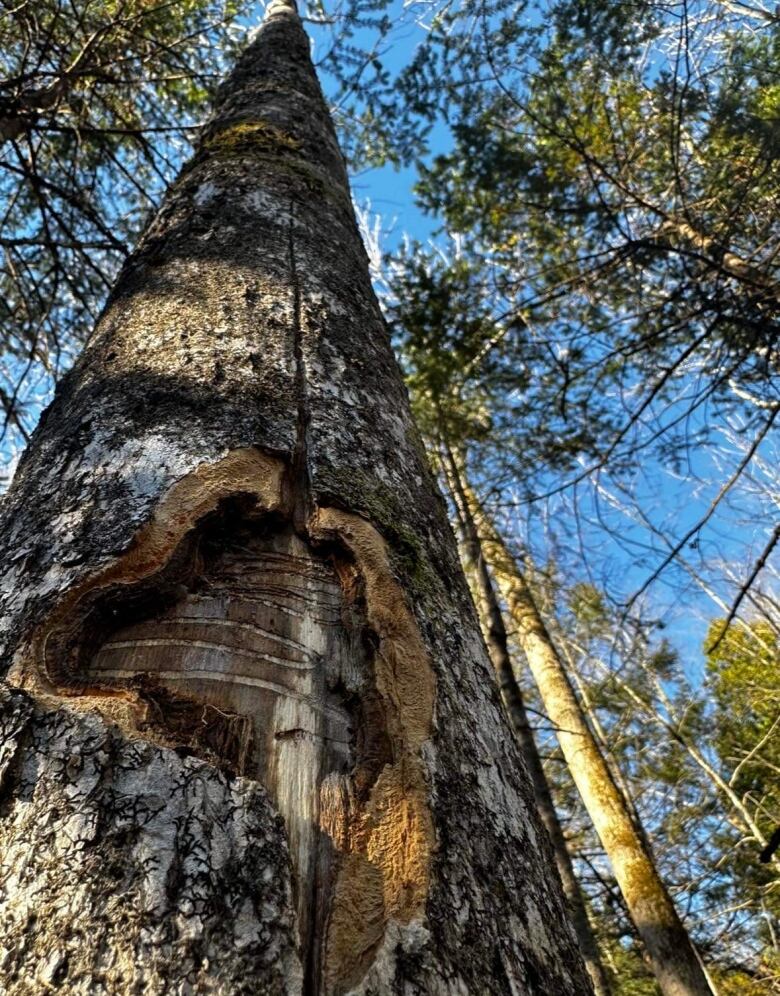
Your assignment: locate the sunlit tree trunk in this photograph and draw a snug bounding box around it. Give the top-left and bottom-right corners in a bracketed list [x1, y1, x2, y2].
[452, 466, 716, 996]
[441, 446, 613, 996]
[0, 3, 592, 993]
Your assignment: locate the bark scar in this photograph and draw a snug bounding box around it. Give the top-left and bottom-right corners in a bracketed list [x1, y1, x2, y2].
[10, 447, 437, 995]
[311, 506, 436, 995]
[10, 447, 286, 709]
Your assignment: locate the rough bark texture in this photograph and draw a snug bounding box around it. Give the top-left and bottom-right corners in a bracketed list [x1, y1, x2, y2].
[0, 684, 300, 996]
[476, 511, 716, 996]
[443, 449, 613, 996]
[0, 2, 593, 992]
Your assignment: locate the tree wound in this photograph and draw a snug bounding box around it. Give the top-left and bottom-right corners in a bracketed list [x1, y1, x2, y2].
[15, 456, 436, 995]
[85, 519, 375, 984]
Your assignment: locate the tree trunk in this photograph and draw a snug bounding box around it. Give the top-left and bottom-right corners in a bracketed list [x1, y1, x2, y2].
[442, 446, 613, 996]
[0, 2, 592, 993]
[460, 487, 716, 996]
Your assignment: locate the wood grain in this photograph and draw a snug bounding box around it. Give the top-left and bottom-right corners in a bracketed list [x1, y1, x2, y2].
[88, 524, 365, 974]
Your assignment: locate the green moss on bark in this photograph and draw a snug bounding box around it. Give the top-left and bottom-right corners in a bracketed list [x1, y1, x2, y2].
[204, 120, 302, 154]
[318, 470, 444, 602]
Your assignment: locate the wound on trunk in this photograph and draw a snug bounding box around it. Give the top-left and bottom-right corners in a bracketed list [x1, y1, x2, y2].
[89, 519, 363, 952]
[15, 450, 436, 995]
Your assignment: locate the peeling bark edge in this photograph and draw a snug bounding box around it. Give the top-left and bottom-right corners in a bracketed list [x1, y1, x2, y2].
[311, 506, 436, 993]
[8, 447, 439, 995]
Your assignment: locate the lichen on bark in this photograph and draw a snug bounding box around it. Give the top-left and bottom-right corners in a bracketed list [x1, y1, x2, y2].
[0, 684, 301, 996]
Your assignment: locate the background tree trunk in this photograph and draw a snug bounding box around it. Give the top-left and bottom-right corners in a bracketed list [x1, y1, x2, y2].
[0, 1, 592, 992]
[466, 491, 716, 996]
[444, 454, 613, 996]
[442, 445, 613, 996]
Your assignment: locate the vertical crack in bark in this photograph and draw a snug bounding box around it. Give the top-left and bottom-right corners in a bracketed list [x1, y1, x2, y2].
[288, 198, 313, 535]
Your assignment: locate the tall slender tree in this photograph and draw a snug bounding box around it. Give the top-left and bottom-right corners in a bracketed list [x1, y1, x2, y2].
[0, 2, 591, 992]
[462, 487, 716, 996]
[441, 444, 613, 996]
[385, 242, 715, 993]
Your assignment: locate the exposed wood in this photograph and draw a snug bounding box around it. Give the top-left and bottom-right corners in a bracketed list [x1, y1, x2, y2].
[88, 524, 359, 972]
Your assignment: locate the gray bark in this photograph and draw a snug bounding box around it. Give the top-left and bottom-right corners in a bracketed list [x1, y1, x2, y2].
[0, 1, 593, 992]
[0, 685, 300, 995]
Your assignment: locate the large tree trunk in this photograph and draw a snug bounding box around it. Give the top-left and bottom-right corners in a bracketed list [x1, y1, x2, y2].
[460, 485, 716, 996]
[441, 448, 613, 996]
[0, 2, 591, 993]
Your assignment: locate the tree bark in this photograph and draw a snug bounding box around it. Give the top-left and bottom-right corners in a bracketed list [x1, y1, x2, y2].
[461, 489, 716, 996]
[0, 2, 592, 993]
